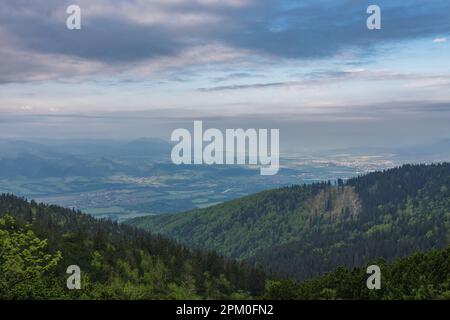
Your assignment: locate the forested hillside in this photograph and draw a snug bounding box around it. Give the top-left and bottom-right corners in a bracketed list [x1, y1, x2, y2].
[0, 177, 448, 300]
[264, 245, 450, 300]
[0, 194, 265, 299]
[129, 163, 450, 280]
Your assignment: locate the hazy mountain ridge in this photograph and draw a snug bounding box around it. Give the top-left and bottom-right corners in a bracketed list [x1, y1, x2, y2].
[0, 138, 172, 179]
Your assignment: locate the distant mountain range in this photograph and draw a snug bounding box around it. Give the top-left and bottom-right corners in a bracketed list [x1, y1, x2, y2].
[0, 138, 172, 178]
[2, 137, 450, 179]
[128, 163, 450, 280]
[0, 138, 171, 158]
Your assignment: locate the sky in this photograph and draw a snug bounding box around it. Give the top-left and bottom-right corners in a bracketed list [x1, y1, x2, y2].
[0, 0, 449, 151]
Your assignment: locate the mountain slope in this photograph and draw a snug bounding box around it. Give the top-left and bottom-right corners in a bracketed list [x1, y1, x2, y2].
[264, 245, 450, 300]
[128, 163, 450, 280]
[1, 193, 446, 300]
[0, 194, 265, 299]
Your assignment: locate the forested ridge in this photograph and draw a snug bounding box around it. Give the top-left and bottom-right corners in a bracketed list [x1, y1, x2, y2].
[129, 163, 450, 280]
[0, 194, 265, 299]
[265, 245, 450, 300]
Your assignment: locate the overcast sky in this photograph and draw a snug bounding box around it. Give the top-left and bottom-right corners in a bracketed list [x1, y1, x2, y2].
[0, 0, 449, 150]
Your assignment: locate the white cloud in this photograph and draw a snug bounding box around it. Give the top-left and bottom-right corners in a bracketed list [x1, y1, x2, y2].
[433, 37, 447, 43]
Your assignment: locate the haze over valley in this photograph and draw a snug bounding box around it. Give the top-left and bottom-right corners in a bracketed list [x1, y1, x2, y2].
[1, 138, 450, 221]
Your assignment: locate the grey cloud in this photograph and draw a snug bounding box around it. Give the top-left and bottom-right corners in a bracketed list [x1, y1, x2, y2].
[198, 70, 450, 91]
[212, 72, 264, 82]
[198, 81, 289, 91]
[1, 0, 450, 82]
[222, 0, 450, 59]
[2, 12, 183, 63]
[399, 102, 450, 114]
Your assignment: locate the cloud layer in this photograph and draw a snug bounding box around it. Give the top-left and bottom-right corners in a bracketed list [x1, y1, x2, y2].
[1, 0, 450, 83]
[1, 0, 450, 148]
